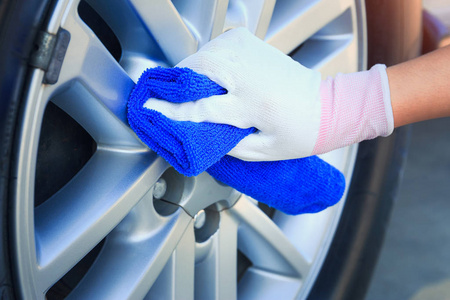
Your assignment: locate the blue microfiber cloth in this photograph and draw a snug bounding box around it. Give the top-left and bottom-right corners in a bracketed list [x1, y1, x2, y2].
[127, 67, 346, 214]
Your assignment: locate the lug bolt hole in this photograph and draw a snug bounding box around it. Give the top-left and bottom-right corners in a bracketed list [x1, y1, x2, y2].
[153, 178, 167, 199]
[153, 168, 184, 216]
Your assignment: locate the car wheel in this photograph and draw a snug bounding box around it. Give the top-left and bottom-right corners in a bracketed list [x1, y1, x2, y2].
[0, 0, 420, 299]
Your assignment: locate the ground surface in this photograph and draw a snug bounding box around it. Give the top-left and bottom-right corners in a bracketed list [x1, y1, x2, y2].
[366, 118, 450, 299]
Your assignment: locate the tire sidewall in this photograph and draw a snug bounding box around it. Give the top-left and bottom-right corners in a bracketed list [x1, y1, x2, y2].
[0, 1, 52, 298]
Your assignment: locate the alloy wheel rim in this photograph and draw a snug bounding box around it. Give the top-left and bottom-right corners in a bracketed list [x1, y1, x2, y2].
[12, 0, 366, 299]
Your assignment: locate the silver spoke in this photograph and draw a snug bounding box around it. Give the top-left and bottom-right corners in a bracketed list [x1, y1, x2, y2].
[145, 224, 195, 300]
[315, 37, 358, 76]
[290, 8, 359, 76]
[34, 150, 168, 291]
[210, 0, 230, 40]
[249, 0, 277, 39]
[231, 196, 310, 278]
[68, 197, 192, 300]
[129, 0, 198, 65]
[46, 8, 140, 148]
[266, 0, 353, 54]
[172, 0, 229, 43]
[195, 210, 238, 300]
[84, 0, 156, 53]
[239, 268, 302, 299]
[292, 36, 356, 74]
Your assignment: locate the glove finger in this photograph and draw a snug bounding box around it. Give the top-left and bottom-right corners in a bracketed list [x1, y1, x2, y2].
[143, 94, 254, 129]
[176, 50, 238, 93]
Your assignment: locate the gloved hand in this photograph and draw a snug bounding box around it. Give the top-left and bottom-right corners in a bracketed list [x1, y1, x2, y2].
[145, 27, 394, 161]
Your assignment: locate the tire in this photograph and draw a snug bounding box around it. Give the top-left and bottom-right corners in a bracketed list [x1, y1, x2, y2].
[0, 0, 53, 298]
[0, 0, 421, 299]
[309, 1, 422, 298]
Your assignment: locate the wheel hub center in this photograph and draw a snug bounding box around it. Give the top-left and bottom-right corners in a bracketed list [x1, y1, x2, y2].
[152, 169, 241, 217]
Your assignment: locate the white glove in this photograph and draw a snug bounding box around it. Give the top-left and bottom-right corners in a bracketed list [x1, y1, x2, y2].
[145, 27, 394, 161]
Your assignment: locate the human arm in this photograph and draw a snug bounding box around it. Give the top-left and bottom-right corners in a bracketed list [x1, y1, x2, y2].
[387, 45, 450, 127]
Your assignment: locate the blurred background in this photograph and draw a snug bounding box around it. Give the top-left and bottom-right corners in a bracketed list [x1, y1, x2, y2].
[366, 1, 450, 299]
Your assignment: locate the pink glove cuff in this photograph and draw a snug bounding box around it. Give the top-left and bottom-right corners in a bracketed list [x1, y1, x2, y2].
[312, 64, 394, 155]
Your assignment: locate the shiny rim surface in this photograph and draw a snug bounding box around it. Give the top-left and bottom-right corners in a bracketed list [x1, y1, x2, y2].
[12, 0, 366, 299]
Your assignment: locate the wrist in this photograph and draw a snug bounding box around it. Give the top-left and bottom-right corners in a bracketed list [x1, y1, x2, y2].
[312, 64, 394, 155]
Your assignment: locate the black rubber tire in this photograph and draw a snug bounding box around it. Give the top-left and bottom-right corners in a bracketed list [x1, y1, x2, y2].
[0, 0, 421, 299]
[308, 0, 422, 299]
[0, 0, 52, 299]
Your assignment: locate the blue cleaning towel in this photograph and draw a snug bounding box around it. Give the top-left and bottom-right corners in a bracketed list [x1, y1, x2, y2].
[127, 67, 346, 214]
